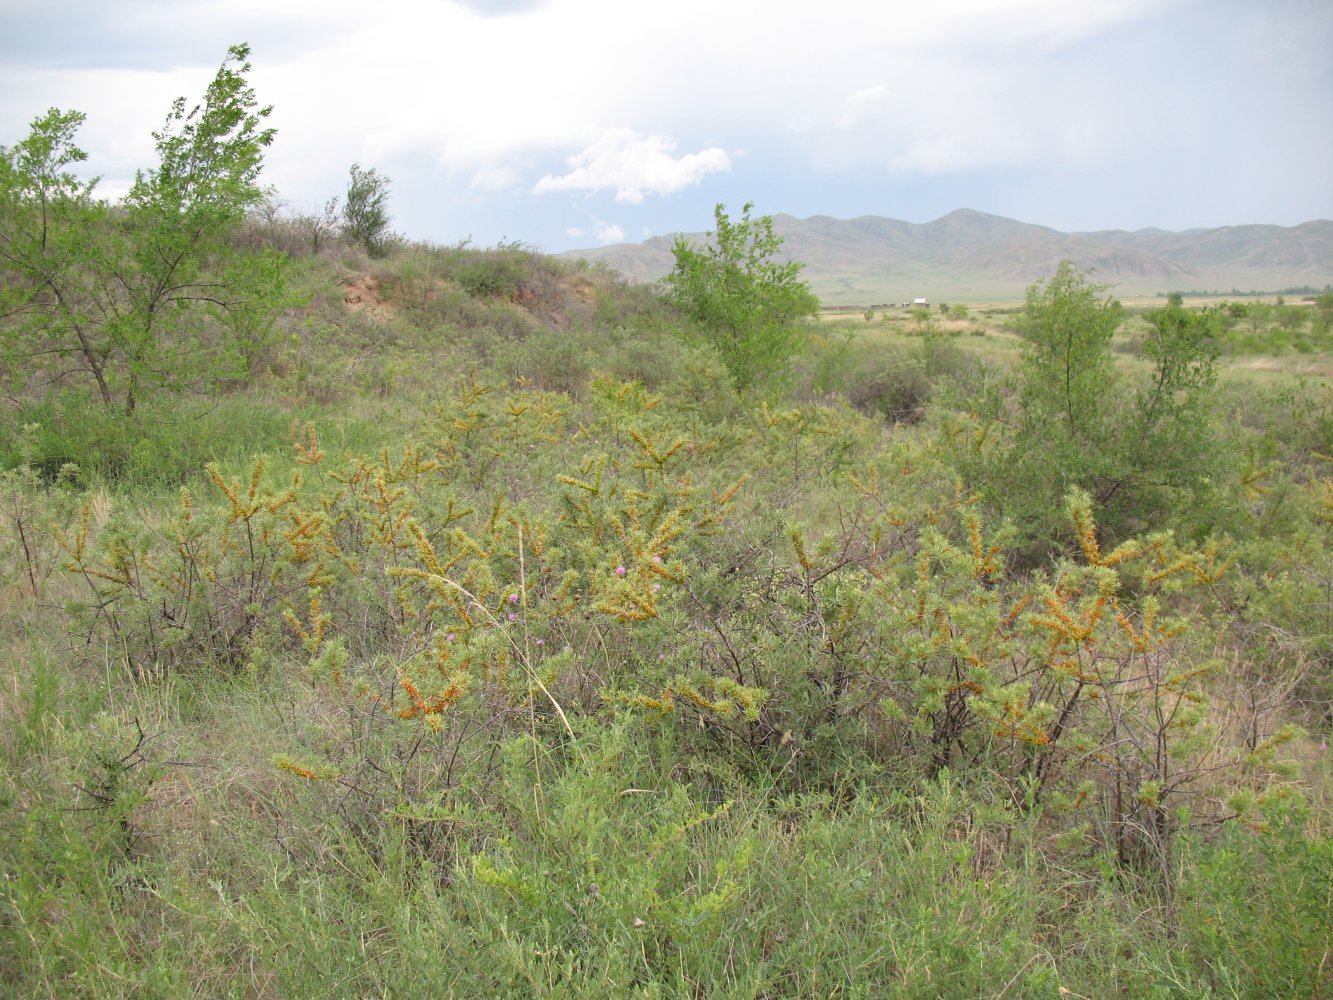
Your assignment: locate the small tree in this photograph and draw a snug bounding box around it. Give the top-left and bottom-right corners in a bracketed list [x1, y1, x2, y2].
[342, 163, 393, 257]
[1244, 301, 1272, 334]
[1002, 263, 1127, 548]
[0, 108, 111, 402]
[954, 262, 1223, 554]
[1275, 304, 1306, 332]
[1016, 262, 1122, 452]
[664, 202, 819, 389]
[0, 44, 286, 412]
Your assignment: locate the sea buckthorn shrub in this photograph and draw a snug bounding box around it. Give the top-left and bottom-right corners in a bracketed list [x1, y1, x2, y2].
[49, 358, 1308, 898]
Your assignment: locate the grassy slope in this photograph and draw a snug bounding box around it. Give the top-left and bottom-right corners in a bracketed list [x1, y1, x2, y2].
[2, 239, 1331, 999]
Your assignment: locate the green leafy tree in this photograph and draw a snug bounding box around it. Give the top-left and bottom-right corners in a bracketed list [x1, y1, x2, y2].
[664, 202, 819, 389]
[342, 163, 393, 257]
[0, 108, 110, 402]
[954, 262, 1223, 553]
[1015, 262, 1123, 455]
[0, 44, 287, 412]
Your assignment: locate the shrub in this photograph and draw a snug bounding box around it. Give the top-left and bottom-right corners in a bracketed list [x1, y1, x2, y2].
[342, 162, 393, 257]
[453, 243, 531, 298]
[664, 202, 819, 389]
[943, 263, 1226, 554]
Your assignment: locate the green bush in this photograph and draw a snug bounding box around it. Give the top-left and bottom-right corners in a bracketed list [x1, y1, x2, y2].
[0, 392, 293, 487]
[943, 264, 1228, 554]
[665, 203, 820, 389]
[840, 345, 931, 423]
[453, 243, 531, 298]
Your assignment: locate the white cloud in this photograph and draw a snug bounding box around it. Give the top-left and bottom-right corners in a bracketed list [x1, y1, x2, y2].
[533, 128, 731, 203]
[559, 220, 625, 245]
[837, 85, 889, 128]
[0, 1, 1174, 198]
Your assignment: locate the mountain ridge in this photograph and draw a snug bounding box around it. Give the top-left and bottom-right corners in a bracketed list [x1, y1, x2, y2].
[559, 209, 1333, 304]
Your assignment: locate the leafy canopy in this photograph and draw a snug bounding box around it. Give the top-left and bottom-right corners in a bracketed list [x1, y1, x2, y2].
[665, 202, 819, 389]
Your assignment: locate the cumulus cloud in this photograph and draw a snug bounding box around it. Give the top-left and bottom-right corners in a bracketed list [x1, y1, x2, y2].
[533, 128, 731, 203]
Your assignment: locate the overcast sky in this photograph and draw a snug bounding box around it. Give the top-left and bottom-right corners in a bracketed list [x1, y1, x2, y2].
[2, 0, 1330, 252]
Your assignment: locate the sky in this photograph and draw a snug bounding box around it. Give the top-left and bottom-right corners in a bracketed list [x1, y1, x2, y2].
[2, 0, 1330, 253]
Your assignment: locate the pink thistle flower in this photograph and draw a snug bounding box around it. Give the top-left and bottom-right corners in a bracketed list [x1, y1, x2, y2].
[508, 593, 519, 604]
[615, 565, 627, 577]
[507, 612, 517, 622]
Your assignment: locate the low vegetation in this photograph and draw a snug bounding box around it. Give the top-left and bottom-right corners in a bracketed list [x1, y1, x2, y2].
[1, 45, 1330, 999]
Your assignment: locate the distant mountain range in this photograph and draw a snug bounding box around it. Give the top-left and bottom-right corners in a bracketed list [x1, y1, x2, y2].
[559, 209, 1333, 305]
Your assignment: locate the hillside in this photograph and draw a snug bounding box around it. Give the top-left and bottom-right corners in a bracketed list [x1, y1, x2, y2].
[562, 209, 1333, 304]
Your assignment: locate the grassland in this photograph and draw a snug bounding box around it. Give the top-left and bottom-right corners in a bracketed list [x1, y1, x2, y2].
[2, 233, 1330, 999]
